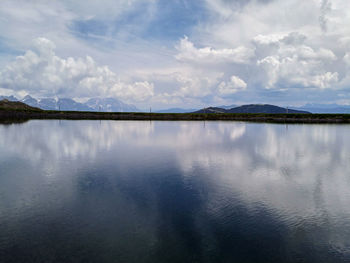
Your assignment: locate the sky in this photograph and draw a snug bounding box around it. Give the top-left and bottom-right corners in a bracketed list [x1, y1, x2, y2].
[0, 0, 350, 110]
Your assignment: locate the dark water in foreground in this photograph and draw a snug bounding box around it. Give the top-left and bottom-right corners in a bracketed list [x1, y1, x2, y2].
[0, 120, 349, 263]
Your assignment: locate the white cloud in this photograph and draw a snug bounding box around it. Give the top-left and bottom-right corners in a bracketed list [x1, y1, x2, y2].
[218, 75, 247, 95]
[0, 38, 154, 102]
[1, 0, 350, 107]
[175, 36, 254, 65]
[115, 81, 155, 102]
[256, 34, 339, 89]
[190, 0, 350, 100]
[344, 53, 350, 66]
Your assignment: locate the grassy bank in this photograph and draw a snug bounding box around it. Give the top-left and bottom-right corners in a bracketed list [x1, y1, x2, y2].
[1, 108, 350, 123]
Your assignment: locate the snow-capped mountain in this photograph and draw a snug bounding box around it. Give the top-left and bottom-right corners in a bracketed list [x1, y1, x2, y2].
[38, 98, 58, 110]
[22, 95, 40, 108]
[85, 98, 139, 112]
[20, 96, 89, 111]
[4, 95, 141, 112]
[57, 98, 92, 111]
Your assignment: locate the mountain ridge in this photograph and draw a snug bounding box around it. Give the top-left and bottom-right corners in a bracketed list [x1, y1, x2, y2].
[194, 104, 310, 114]
[86, 98, 139, 112]
[294, 104, 350, 114]
[1, 95, 140, 112]
[155, 108, 197, 113]
[2, 95, 350, 113]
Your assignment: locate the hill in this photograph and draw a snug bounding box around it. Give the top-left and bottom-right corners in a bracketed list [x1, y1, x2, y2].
[195, 104, 310, 114]
[0, 99, 42, 111]
[227, 104, 309, 114]
[194, 107, 227, 114]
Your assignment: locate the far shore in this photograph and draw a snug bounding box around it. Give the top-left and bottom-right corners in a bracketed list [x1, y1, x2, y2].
[1, 109, 350, 124]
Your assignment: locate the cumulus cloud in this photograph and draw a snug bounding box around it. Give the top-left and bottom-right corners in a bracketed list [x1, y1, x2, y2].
[1, 0, 350, 107]
[255, 32, 339, 90]
[218, 75, 247, 95]
[175, 36, 254, 64]
[0, 38, 154, 101]
[344, 53, 350, 66]
[257, 56, 339, 90]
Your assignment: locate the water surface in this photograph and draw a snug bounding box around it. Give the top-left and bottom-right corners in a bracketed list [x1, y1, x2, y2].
[0, 120, 349, 262]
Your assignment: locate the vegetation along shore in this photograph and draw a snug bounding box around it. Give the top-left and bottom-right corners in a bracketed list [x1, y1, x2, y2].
[2, 110, 350, 124]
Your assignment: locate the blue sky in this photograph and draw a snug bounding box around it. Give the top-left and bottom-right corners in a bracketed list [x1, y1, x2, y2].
[0, 0, 350, 109]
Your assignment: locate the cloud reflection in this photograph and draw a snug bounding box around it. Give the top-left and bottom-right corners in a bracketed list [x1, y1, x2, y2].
[1, 120, 350, 260]
[1, 120, 350, 218]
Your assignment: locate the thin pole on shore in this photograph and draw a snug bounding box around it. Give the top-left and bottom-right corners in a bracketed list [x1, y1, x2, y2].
[149, 107, 152, 122]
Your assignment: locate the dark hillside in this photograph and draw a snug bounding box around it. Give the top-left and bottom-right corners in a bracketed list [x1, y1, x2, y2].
[227, 104, 310, 114]
[194, 107, 228, 114]
[0, 99, 42, 111]
[195, 104, 310, 114]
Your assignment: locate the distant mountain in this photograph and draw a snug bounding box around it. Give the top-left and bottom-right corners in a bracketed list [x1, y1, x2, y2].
[13, 95, 140, 112]
[195, 104, 310, 114]
[295, 103, 350, 114]
[194, 107, 227, 114]
[39, 98, 58, 110]
[0, 99, 41, 111]
[0, 95, 18, 102]
[156, 108, 198, 113]
[217, 104, 237, 110]
[302, 103, 340, 109]
[57, 98, 92, 111]
[22, 95, 40, 108]
[20, 95, 90, 111]
[86, 98, 140, 112]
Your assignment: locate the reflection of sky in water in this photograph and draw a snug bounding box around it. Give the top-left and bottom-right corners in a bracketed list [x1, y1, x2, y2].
[0, 120, 350, 262]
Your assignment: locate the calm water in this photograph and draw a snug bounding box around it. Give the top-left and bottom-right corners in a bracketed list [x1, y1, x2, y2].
[0, 120, 350, 263]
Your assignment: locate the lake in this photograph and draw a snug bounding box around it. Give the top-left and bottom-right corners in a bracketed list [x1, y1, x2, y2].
[0, 120, 349, 263]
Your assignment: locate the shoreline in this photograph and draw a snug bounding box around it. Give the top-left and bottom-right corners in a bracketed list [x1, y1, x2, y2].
[1, 109, 350, 124]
